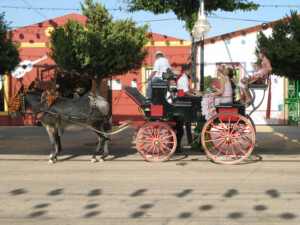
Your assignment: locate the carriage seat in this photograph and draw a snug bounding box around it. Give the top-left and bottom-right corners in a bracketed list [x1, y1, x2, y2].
[215, 103, 245, 116]
[248, 83, 267, 89]
[152, 81, 177, 95]
[151, 82, 168, 89]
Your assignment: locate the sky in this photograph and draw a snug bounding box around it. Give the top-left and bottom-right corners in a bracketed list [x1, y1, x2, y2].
[0, 0, 299, 40]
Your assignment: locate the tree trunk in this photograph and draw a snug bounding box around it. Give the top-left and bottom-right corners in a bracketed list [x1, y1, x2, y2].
[95, 75, 102, 96]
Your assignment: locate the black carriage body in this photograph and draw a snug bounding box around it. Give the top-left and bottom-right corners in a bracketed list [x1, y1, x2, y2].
[124, 82, 202, 122]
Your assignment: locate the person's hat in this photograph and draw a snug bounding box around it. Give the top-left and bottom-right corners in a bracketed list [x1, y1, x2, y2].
[153, 51, 166, 60]
[181, 64, 191, 71]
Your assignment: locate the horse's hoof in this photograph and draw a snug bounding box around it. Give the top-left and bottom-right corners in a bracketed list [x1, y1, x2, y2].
[91, 158, 99, 163]
[99, 158, 105, 162]
[48, 159, 55, 164]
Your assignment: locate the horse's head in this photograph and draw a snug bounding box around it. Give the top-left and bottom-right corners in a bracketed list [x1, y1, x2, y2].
[8, 81, 42, 118]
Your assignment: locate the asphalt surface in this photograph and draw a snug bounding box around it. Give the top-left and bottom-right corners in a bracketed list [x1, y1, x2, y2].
[0, 125, 299, 225]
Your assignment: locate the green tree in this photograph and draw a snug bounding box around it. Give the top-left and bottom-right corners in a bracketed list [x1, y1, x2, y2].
[124, 0, 259, 31]
[0, 12, 20, 75]
[256, 11, 300, 81]
[49, 0, 149, 95]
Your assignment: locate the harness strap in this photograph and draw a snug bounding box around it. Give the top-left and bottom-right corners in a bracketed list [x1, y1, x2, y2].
[86, 96, 97, 124]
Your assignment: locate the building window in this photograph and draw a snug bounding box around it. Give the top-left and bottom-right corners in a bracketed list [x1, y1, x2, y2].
[0, 75, 4, 112]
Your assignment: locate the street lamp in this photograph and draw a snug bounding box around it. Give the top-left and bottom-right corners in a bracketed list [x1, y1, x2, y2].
[192, 0, 211, 91]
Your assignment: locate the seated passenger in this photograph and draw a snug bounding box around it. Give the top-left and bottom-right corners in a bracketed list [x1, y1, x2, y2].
[238, 48, 272, 105]
[201, 68, 233, 120]
[213, 68, 233, 105]
[238, 62, 263, 104]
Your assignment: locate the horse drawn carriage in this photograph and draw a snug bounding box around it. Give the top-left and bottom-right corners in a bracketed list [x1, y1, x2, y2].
[9, 67, 265, 164]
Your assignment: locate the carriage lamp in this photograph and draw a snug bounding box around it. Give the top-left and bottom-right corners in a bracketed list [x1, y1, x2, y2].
[192, 0, 211, 91]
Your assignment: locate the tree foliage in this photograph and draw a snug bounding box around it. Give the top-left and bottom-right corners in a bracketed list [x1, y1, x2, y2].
[0, 12, 20, 75]
[49, 0, 149, 94]
[256, 11, 300, 81]
[124, 0, 259, 31]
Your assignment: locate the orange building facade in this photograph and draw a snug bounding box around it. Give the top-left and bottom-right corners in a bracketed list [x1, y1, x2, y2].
[0, 13, 191, 125]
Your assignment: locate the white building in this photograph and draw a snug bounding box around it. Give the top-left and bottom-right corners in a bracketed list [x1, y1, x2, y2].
[195, 21, 287, 125]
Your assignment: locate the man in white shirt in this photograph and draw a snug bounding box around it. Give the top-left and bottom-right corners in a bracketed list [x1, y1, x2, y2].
[176, 64, 198, 97]
[146, 51, 170, 99]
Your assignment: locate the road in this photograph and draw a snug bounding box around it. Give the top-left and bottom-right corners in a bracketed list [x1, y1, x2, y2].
[0, 125, 299, 225]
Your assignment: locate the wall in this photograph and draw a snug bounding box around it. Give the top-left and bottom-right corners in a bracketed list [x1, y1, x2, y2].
[0, 14, 191, 126]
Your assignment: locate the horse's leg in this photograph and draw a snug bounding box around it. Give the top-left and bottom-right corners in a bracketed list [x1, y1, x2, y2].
[91, 131, 110, 163]
[91, 132, 103, 163]
[100, 121, 111, 162]
[101, 134, 110, 162]
[54, 130, 62, 161]
[45, 126, 59, 164]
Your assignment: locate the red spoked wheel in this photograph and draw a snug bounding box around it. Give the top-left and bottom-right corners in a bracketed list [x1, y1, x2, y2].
[201, 112, 255, 164]
[136, 122, 177, 162]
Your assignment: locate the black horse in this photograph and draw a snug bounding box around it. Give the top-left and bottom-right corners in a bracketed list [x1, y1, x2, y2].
[9, 82, 111, 163]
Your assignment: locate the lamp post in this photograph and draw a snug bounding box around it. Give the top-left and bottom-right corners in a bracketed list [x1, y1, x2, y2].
[192, 0, 211, 91]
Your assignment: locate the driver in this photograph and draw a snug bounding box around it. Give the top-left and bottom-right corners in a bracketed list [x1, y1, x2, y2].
[174, 64, 197, 153]
[176, 64, 198, 97]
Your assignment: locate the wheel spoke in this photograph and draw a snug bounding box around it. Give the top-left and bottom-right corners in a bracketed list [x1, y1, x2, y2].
[158, 129, 168, 139]
[140, 142, 153, 149]
[232, 125, 251, 137]
[205, 131, 224, 137]
[161, 143, 173, 151]
[213, 141, 226, 158]
[227, 118, 231, 135]
[159, 146, 168, 156]
[139, 140, 153, 143]
[145, 128, 155, 139]
[153, 127, 159, 139]
[229, 118, 241, 136]
[225, 143, 229, 162]
[231, 141, 247, 155]
[229, 143, 238, 160]
[219, 118, 229, 134]
[152, 145, 156, 158]
[234, 140, 252, 146]
[156, 146, 160, 159]
[141, 144, 155, 155]
[210, 123, 227, 136]
[140, 133, 154, 140]
[234, 133, 253, 139]
[160, 134, 175, 141]
[204, 137, 224, 143]
[207, 140, 226, 152]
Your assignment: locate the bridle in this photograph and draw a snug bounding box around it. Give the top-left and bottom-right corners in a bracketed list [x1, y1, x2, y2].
[8, 83, 39, 118]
